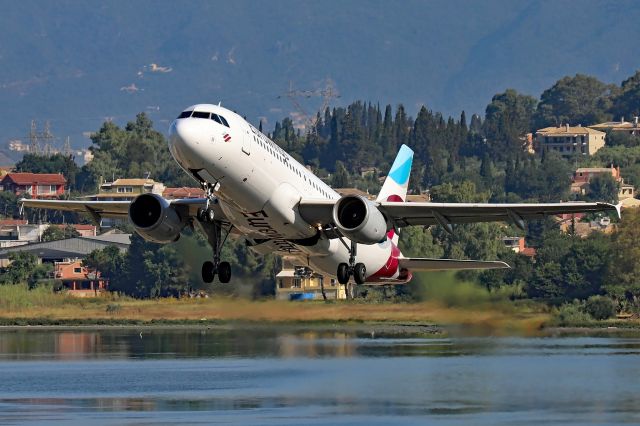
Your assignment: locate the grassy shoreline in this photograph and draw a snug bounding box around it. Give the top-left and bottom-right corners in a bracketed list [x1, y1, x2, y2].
[0, 290, 548, 335]
[1, 285, 638, 334]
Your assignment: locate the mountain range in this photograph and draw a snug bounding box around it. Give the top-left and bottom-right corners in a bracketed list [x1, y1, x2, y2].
[0, 0, 639, 156]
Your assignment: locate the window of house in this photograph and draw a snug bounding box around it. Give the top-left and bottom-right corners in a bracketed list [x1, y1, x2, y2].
[117, 187, 133, 193]
[37, 185, 55, 194]
[74, 267, 82, 273]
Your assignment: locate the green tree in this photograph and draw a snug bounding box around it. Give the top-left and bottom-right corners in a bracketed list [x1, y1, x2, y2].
[80, 113, 192, 192]
[604, 208, 640, 305]
[535, 74, 616, 128]
[586, 174, 619, 204]
[610, 70, 640, 119]
[41, 225, 80, 242]
[483, 89, 537, 159]
[1, 252, 39, 285]
[113, 233, 189, 298]
[83, 245, 125, 282]
[0, 192, 20, 218]
[398, 227, 444, 258]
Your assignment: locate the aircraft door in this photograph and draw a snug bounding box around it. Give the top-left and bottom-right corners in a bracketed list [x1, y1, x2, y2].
[242, 128, 251, 155]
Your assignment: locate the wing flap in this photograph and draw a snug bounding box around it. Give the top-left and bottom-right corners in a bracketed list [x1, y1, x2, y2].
[399, 257, 510, 271]
[20, 199, 131, 218]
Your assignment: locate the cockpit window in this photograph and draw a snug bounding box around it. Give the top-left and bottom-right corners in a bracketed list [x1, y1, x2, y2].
[219, 115, 230, 128]
[177, 111, 192, 119]
[192, 111, 211, 119]
[211, 113, 223, 125]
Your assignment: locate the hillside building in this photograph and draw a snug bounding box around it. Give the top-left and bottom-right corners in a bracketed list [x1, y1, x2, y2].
[571, 166, 636, 206]
[535, 124, 605, 157]
[589, 117, 640, 136]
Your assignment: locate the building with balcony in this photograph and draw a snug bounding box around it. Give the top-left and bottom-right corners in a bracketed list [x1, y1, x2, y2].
[535, 124, 605, 157]
[276, 262, 346, 300]
[93, 178, 165, 201]
[54, 259, 108, 297]
[0, 173, 66, 198]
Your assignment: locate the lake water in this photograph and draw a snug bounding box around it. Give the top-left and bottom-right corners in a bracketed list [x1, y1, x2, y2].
[0, 327, 639, 425]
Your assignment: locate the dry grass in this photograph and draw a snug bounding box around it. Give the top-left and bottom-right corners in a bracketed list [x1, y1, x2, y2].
[0, 285, 550, 335]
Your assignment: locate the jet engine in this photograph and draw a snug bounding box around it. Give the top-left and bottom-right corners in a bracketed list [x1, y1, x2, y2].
[332, 195, 388, 244]
[128, 193, 185, 243]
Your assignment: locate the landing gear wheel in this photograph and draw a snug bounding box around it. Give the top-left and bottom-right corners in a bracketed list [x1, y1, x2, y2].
[202, 261, 215, 283]
[218, 261, 231, 283]
[337, 263, 350, 285]
[354, 263, 366, 285]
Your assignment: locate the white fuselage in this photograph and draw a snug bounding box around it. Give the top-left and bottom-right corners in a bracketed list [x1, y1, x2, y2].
[168, 104, 407, 284]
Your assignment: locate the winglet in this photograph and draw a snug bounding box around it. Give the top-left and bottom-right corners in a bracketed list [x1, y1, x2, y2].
[615, 202, 623, 220]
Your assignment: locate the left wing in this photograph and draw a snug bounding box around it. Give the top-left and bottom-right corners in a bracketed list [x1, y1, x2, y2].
[20, 197, 218, 224]
[298, 199, 619, 232]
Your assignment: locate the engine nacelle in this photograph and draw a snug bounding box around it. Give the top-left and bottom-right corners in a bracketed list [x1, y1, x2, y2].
[332, 195, 388, 244]
[128, 193, 184, 243]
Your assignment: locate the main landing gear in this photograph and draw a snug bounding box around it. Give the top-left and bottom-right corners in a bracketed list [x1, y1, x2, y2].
[197, 207, 233, 284]
[336, 239, 367, 285]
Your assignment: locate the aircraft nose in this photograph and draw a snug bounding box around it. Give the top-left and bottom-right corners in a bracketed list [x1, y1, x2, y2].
[169, 119, 199, 149]
[168, 118, 210, 169]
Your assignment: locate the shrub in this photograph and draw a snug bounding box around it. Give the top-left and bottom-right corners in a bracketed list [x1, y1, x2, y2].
[106, 303, 122, 314]
[584, 295, 616, 320]
[555, 302, 592, 326]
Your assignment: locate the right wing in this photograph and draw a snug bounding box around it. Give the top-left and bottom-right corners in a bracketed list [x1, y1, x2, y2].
[398, 257, 510, 271]
[298, 198, 619, 232]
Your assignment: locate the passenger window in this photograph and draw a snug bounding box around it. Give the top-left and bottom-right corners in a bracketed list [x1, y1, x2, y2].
[219, 115, 230, 127]
[211, 114, 223, 125]
[177, 111, 193, 119]
[192, 111, 210, 119]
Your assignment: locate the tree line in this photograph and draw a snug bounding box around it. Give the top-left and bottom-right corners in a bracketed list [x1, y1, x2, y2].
[2, 69, 640, 311]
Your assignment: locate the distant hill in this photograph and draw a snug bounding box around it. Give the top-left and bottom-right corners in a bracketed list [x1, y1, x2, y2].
[0, 0, 639, 149]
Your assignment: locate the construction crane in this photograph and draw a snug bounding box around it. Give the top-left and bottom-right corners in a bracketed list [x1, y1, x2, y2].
[278, 79, 340, 132]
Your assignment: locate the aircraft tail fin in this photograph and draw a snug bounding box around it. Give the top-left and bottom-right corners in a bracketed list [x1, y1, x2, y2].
[377, 144, 414, 244]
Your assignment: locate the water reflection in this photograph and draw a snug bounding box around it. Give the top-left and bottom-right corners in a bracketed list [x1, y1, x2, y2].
[3, 329, 640, 360]
[2, 329, 640, 424]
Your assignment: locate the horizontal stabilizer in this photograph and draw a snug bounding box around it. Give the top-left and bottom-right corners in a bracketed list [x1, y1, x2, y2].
[398, 257, 510, 271]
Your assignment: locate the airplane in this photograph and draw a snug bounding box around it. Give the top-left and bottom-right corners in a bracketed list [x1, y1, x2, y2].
[21, 104, 620, 286]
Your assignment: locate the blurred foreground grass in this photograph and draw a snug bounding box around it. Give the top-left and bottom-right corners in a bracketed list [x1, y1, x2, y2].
[0, 277, 552, 335]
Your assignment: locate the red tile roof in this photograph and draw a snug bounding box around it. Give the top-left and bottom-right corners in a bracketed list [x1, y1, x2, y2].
[3, 173, 66, 185]
[163, 187, 205, 199]
[0, 219, 28, 226]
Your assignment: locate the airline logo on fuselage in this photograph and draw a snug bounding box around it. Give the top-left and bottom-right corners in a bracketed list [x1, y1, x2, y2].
[242, 210, 299, 253]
